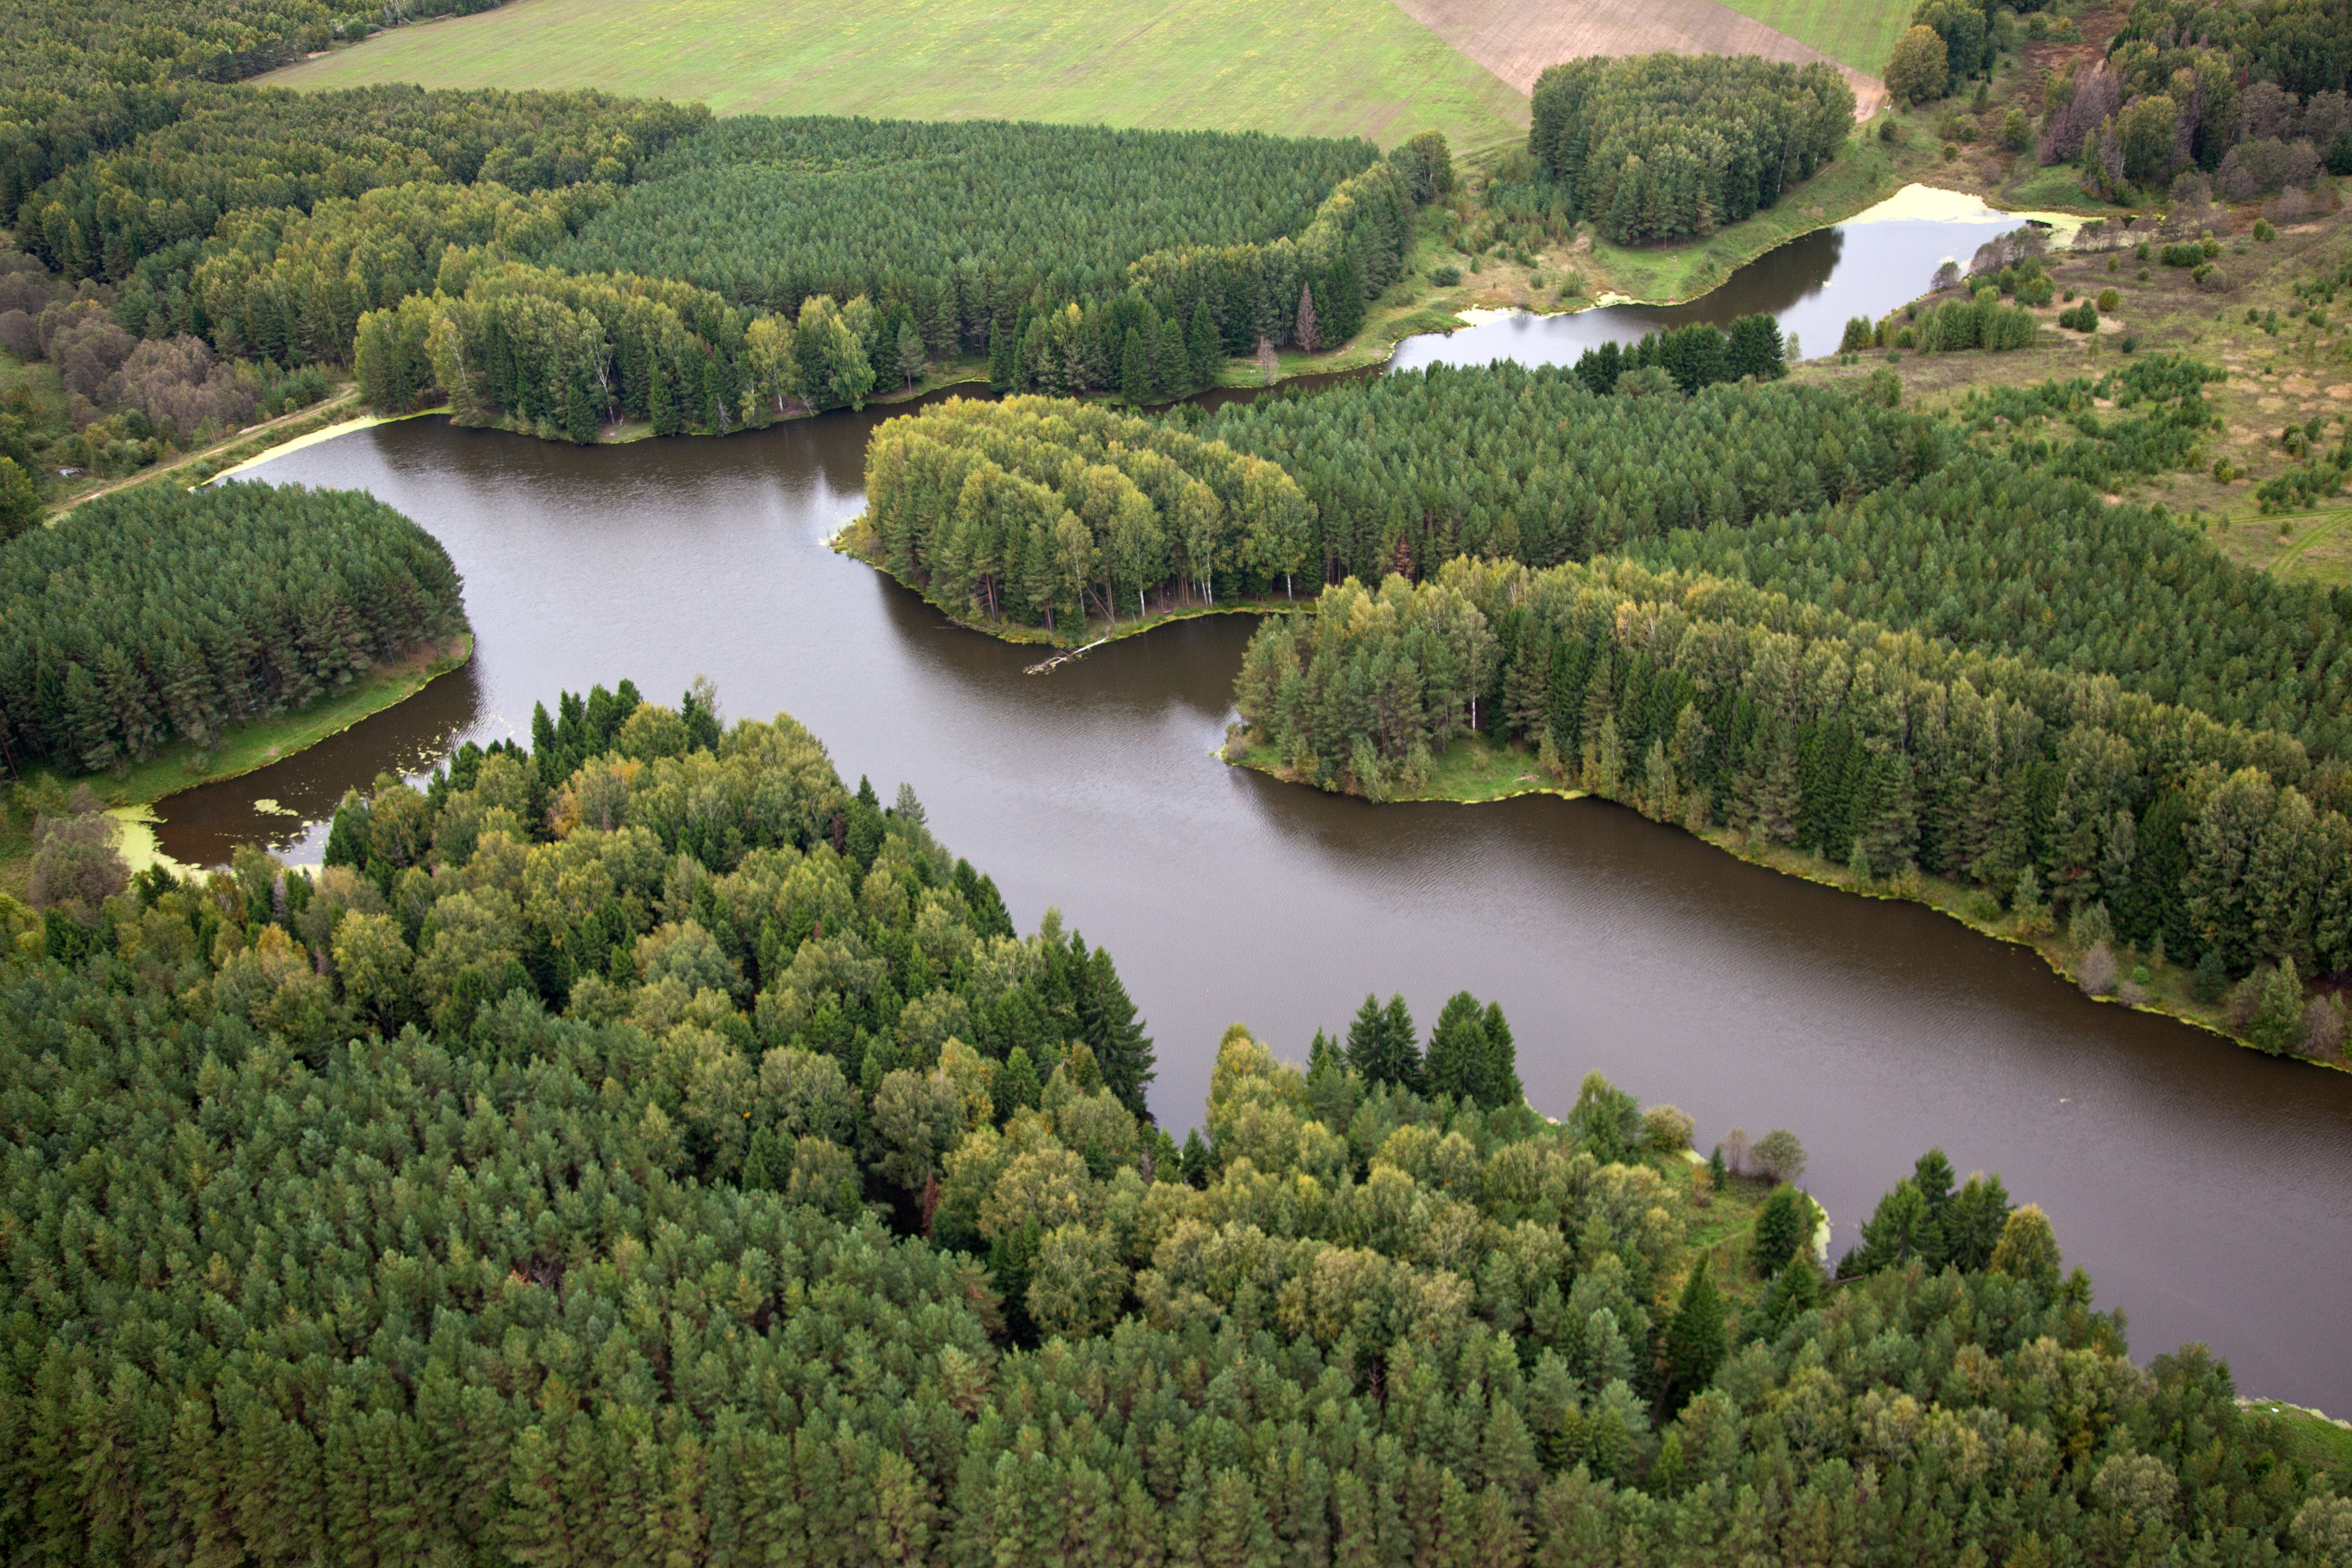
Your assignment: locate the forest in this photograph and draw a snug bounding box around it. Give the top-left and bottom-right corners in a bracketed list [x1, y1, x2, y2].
[851, 356, 1911, 634]
[2044, 0, 2350, 204]
[1525, 55, 1855, 246]
[8, 685, 2348, 1566]
[551, 117, 1378, 346]
[0, 481, 467, 772]
[1232, 550, 2352, 1042]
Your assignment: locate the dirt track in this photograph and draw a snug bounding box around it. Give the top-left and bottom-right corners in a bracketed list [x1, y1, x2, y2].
[1390, 0, 1886, 117]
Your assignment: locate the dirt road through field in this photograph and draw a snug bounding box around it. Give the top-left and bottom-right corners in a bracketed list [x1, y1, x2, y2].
[1392, 0, 1887, 116]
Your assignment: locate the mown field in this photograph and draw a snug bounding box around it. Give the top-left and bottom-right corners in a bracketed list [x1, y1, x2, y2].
[258, 0, 1530, 150]
[1712, 0, 1914, 77]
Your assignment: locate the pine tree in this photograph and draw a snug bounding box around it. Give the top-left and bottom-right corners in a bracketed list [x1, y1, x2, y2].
[1753, 1183, 1810, 1276]
[1480, 1000, 1522, 1108]
[1079, 944, 1155, 1117]
[1187, 297, 1221, 391]
[1121, 328, 1150, 405]
[1423, 991, 1488, 1104]
[1660, 1260, 1726, 1415]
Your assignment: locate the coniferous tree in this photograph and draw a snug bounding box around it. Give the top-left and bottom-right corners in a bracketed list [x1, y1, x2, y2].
[1659, 1260, 1725, 1416]
[1752, 1183, 1811, 1277]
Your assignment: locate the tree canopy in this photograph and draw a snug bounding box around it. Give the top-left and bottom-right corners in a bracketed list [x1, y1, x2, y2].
[0, 479, 467, 771]
[1527, 54, 1855, 245]
[4, 687, 2344, 1565]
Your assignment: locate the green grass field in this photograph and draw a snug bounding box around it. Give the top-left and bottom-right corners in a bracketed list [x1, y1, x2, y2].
[260, 0, 1529, 151]
[1712, 0, 1914, 77]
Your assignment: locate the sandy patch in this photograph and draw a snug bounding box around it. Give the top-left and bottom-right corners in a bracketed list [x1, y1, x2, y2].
[1391, 0, 1886, 115]
[2282, 376, 2318, 396]
[2259, 396, 2286, 412]
[2329, 384, 2350, 400]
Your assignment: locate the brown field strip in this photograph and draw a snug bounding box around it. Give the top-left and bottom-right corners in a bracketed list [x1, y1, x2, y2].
[1391, 0, 1887, 116]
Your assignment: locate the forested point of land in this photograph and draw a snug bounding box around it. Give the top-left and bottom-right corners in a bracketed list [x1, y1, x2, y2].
[8, 685, 2349, 1566]
[0, 480, 467, 774]
[1527, 54, 1856, 246]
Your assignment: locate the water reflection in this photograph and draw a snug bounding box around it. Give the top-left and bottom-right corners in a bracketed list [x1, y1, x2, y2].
[1393, 201, 2018, 372]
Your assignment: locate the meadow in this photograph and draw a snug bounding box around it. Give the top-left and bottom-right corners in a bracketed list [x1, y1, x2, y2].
[260, 0, 1530, 151]
[1712, 0, 1915, 77]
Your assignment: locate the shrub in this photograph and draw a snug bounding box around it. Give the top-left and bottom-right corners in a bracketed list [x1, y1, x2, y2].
[1643, 1103, 1696, 1153]
[2078, 940, 2118, 996]
[2253, 219, 2276, 242]
[2097, 288, 2119, 313]
[1752, 1127, 1808, 1183]
[26, 797, 129, 918]
[1429, 264, 1461, 286]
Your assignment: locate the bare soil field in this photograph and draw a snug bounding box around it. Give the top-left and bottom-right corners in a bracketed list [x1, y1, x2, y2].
[1390, 0, 1887, 114]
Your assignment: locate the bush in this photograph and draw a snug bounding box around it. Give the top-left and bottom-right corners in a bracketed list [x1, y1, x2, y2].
[1643, 1103, 1696, 1153]
[2253, 218, 2276, 242]
[2194, 263, 2226, 291]
[25, 797, 129, 918]
[2097, 288, 2119, 313]
[1428, 264, 1461, 286]
[1752, 1127, 1808, 1183]
[2078, 939, 2118, 996]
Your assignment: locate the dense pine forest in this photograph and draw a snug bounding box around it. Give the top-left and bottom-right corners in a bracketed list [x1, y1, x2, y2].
[1232, 549, 2351, 1052]
[549, 118, 1380, 343]
[1526, 55, 1856, 246]
[8, 686, 2348, 1565]
[0, 481, 467, 772]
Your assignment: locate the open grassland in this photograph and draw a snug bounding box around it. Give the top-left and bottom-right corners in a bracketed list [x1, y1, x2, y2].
[1795, 195, 2352, 579]
[1709, 0, 1914, 78]
[259, 0, 1528, 151]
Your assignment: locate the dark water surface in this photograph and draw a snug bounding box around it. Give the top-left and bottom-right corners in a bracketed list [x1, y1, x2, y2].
[160, 228, 2352, 1413]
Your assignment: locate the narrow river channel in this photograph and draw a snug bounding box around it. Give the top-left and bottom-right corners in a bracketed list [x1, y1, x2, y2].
[159, 193, 2352, 1412]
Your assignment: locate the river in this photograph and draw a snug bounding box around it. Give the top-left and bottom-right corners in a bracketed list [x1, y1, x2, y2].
[156, 193, 2352, 1412]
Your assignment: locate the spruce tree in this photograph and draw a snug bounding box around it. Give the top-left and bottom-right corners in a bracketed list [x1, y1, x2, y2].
[1424, 992, 1488, 1105]
[1660, 1260, 1726, 1415]
[1480, 1000, 1523, 1107]
[1121, 328, 1150, 405]
[1187, 298, 1220, 390]
[1752, 1183, 1810, 1277]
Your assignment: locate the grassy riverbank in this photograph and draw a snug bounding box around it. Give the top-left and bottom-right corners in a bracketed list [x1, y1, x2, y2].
[1222, 727, 2352, 1073]
[1, 634, 472, 893]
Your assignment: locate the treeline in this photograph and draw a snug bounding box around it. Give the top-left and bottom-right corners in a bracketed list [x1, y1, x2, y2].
[550, 116, 1379, 351]
[0, 0, 521, 239]
[856, 397, 1312, 633]
[0, 480, 466, 771]
[290, 121, 1453, 433]
[1564, 314, 1790, 395]
[1633, 360, 2352, 764]
[1185, 361, 1928, 587]
[1527, 54, 1855, 245]
[9, 691, 2347, 1565]
[2045, 0, 2350, 202]
[13, 84, 704, 287]
[1236, 552, 2352, 1001]
[357, 255, 968, 437]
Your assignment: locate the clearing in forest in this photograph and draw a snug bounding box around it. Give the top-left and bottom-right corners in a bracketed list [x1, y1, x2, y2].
[257, 0, 1530, 151]
[1392, 0, 1888, 115]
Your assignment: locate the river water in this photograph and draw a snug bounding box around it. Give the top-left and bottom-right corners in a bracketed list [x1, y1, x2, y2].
[157, 201, 2352, 1411]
